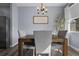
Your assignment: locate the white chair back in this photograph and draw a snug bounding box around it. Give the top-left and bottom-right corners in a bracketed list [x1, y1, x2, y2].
[34, 31, 52, 56]
[18, 30, 26, 38]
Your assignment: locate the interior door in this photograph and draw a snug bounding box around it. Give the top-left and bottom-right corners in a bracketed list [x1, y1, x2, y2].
[0, 16, 6, 48]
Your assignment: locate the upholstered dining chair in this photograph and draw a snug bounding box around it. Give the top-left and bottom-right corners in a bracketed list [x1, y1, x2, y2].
[51, 30, 67, 55]
[34, 31, 52, 56]
[58, 30, 67, 39]
[18, 30, 35, 56]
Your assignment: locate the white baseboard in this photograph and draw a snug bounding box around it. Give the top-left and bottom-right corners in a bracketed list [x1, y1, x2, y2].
[69, 45, 79, 52]
[10, 42, 18, 47]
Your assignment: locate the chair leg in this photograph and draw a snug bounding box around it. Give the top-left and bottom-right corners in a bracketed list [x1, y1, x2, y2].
[33, 49, 35, 56]
[58, 49, 62, 53]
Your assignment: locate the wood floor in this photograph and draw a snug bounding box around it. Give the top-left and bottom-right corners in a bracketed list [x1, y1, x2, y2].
[0, 45, 79, 56]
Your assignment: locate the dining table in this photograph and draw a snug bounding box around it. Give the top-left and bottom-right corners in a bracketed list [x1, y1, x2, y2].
[18, 35, 68, 56]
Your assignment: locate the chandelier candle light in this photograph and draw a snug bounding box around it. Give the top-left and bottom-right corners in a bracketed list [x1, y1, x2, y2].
[37, 3, 47, 15]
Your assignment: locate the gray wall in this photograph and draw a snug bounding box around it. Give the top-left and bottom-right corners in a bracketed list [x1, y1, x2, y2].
[70, 3, 79, 19]
[18, 7, 64, 34]
[10, 4, 19, 47]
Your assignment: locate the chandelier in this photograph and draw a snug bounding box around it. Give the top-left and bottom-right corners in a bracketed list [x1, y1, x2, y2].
[37, 3, 47, 15]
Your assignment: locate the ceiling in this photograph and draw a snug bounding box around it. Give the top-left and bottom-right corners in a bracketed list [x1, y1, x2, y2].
[15, 3, 67, 7]
[0, 3, 10, 7]
[0, 3, 67, 7]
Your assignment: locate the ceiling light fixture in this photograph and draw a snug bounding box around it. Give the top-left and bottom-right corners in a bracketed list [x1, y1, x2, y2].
[37, 3, 47, 15]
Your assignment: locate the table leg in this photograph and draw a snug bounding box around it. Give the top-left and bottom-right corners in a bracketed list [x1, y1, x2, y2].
[18, 39, 24, 56]
[63, 38, 68, 56]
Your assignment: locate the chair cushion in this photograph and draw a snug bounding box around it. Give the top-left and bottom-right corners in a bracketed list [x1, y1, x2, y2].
[23, 45, 35, 49]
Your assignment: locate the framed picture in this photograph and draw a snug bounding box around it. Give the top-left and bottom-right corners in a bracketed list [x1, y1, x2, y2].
[33, 16, 48, 24]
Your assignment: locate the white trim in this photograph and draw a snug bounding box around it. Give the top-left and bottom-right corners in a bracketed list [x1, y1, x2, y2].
[69, 45, 79, 52]
[10, 42, 18, 47]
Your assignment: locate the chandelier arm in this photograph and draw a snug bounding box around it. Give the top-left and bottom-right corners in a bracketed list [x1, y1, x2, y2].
[41, 3, 43, 9]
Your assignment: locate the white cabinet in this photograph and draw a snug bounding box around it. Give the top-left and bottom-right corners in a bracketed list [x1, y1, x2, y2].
[70, 3, 79, 19]
[69, 32, 79, 51]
